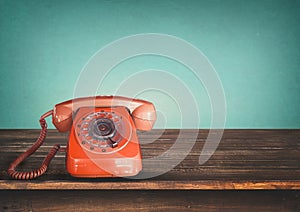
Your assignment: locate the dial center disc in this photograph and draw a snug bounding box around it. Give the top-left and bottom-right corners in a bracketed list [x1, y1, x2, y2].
[92, 118, 115, 138]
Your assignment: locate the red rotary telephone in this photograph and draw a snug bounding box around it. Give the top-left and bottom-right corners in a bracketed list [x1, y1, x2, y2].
[8, 96, 156, 179]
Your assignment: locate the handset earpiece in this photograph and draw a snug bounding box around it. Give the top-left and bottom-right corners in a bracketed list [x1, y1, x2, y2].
[52, 104, 73, 132]
[132, 103, 156, 131]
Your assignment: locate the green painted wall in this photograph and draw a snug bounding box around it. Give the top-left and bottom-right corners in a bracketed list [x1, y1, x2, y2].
[0, 0, 299, 129]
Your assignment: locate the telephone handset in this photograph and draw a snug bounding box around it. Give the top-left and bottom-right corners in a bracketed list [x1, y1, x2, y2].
[8, 96, 156, 179]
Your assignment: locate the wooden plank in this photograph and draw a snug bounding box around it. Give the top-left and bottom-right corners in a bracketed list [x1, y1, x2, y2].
[0, 129, 299, 190]
[0, 180, 299, 190]
[0, 190, 299, 212]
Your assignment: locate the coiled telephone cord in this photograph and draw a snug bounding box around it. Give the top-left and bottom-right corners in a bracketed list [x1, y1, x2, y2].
[7, 110, 62, 180]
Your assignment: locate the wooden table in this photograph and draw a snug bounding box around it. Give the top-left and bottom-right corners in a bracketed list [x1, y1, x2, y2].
[0, 129, 299, 211]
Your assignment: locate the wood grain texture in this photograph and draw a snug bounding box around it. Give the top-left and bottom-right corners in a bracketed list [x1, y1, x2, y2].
[0, 129, 299, 190]
[0, 190, 299, 212]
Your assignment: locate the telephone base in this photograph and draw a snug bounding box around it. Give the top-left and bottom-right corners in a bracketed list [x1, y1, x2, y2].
[66, 106, 143, 178]
[66, 157, 142, 178]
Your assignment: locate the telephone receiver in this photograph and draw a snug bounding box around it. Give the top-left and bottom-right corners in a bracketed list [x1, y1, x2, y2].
[8, 96, 156, 179]
[53, 96, 156, 132]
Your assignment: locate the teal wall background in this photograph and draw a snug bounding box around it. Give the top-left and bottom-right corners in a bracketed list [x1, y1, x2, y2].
[0, 0, 299, 129]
